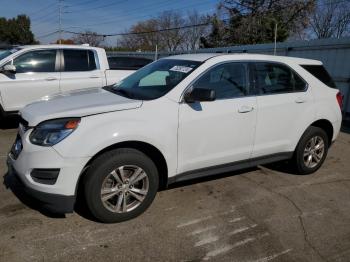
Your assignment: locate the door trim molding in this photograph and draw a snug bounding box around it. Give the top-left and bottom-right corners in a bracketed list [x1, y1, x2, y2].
[168, 152, 293, 185]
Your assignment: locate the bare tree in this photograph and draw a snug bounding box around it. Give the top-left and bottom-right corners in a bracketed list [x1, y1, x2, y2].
[73, 31, 104, 46]
[119, 10, 210, 52]
[119, 19, 163, 51]
[157, 11, 186, 51]
[310, 0, 350, 38]
[182, 11, 210, 50]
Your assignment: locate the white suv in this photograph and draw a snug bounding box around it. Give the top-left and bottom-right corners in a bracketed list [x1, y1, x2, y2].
[7, 54, 342, 223]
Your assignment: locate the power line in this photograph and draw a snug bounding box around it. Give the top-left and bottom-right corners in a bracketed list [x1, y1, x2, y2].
[64, 21, 212, 37]
[66, 0, 215, 28]
[36, 30, 59, 38]
[27, 1, 56, 17]
[68, 0, 127, 13]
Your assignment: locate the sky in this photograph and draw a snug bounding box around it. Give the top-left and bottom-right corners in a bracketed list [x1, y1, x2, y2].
[1, 0, 220, 45]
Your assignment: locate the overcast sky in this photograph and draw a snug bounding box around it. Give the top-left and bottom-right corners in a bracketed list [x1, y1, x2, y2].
[2, 0, 219, 45]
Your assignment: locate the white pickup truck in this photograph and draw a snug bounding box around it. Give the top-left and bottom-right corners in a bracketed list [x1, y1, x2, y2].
[0, 45, 138, 118]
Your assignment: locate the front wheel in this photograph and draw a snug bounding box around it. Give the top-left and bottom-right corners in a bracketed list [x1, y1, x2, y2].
[292, 126, 329, 175]
[83, 148, 159, 223]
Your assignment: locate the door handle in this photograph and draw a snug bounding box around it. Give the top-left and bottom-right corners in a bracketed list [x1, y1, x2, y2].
[45, 77, 58, 81]
[295, 98, 306, 103]
[89, 75, 100, 79]
[238, 105, 254, 113]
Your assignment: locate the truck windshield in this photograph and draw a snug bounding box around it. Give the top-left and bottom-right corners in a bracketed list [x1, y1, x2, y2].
[0, 48, 21, 61]
[108, 59, 201, 100]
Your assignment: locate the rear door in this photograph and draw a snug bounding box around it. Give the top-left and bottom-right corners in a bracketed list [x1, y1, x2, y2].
[251, 62, 313, 157]
[59, 49, 104, 93]
[0, 49, 60, 111]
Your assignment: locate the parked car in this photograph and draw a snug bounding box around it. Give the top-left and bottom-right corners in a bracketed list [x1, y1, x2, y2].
[107, 56, 152, 70]
[0, 45, 136, 118]
[7, 53, 342, 223]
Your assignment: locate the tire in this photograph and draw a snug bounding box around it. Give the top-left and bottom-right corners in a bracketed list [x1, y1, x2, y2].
[83, 148, 159, 223]
[292, 126, 329, 175]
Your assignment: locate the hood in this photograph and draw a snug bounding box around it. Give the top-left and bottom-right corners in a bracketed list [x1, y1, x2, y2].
[21, 87, 142, 126]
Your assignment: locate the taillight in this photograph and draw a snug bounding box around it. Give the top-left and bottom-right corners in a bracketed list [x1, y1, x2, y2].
[336, 91, 343, 109]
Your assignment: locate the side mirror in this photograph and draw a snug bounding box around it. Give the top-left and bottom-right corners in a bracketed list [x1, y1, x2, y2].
[184, 88, 216, 103]
[2, 64, 16, 74]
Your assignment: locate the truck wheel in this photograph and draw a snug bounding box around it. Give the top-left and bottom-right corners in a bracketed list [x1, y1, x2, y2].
[83, 148, 159, 223]
[292, 126, 329, 175]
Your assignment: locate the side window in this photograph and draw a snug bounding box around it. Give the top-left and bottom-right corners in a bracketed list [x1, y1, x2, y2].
[193, 62, 249, 99]
[63, 50, 97, 72]
[12, 50, 56, 73]
[254, 62, 306, 94]
[108, 57, 152, 70]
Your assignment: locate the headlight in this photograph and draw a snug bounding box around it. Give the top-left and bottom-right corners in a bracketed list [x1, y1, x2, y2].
[29, 118, 81, 146]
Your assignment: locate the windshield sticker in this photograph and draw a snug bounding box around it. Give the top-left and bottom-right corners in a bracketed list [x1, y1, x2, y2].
[170, 65, 193, 74]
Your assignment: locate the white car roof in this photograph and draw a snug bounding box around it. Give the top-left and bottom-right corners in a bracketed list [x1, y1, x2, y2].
[19, 44, 103, 51]
[164, 53, 322, 65]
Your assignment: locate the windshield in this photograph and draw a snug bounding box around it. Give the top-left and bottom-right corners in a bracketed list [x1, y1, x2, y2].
[109, 59, 201, 100]
[0, 48, 21, 61]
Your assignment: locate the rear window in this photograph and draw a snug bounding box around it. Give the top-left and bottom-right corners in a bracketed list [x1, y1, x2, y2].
[301, 65, 336, 88]
[63, 49, 97, 72]
[108, 56, 152, 70]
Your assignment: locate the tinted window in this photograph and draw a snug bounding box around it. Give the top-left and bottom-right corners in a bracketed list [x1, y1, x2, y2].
[13, 50, 56, 73]
[63, 49, 96, 71]
[108, 56, 152, 70]
[254, 62, 306, 94]
[193, 62, 249, 99]
[301, 65, 336, 88]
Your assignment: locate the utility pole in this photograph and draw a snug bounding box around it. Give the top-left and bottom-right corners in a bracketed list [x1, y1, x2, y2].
[58, 0, 62, 44]
[274, 22, 278, 55]
[154, 44, 158, 61]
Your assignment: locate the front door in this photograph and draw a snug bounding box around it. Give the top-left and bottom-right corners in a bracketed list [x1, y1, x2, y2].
[0, 49, 60, 111]
[178, 62, 257, 174]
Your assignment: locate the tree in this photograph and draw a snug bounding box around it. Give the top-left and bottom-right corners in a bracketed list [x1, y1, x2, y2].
[310, 0, 350, 39]
[119, 19, 162, 51]
[201, 0, 315, 46]
[0, 15, 37, 45]
[54, 39, 75, 44]
[73, 31, 104, 46]
[183, 11, 210, 50]
[119, 11, 210, 51]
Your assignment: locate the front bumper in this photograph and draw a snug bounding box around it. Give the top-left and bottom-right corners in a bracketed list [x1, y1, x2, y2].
[7, 161, 75, 213]
[7, 125, 90, 213]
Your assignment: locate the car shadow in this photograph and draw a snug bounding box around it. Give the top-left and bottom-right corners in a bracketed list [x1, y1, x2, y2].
[0, 116, 20, 130]
[3, 159, 304, 222]
[341, 120, 350, 134]
[3, 172, 66, 219]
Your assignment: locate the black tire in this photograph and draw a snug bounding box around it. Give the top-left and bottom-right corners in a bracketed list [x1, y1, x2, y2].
[292, 126, 329, 175]
[83, 148, 159, 223]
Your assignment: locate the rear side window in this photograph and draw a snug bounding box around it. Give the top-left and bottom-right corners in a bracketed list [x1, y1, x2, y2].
[301, 65, 336, 88]
[254, 62, 306, 95]
[63, 49, 97, 71]
[108, 56, 152, 70]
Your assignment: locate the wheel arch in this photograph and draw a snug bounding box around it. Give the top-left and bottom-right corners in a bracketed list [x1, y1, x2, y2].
[309, 119, 334, 145]
[76, 140, 169, 196]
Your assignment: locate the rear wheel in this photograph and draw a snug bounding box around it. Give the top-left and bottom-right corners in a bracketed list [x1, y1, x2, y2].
[293, 126, 329, 175]
[83, 148, 159, 223]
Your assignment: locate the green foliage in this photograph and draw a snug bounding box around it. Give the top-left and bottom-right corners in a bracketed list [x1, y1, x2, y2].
[0, 15, 37, 45]
[201, 0, 315, 47]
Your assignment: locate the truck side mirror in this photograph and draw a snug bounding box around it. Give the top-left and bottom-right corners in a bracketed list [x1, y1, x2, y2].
[2, 64, 16, 74]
